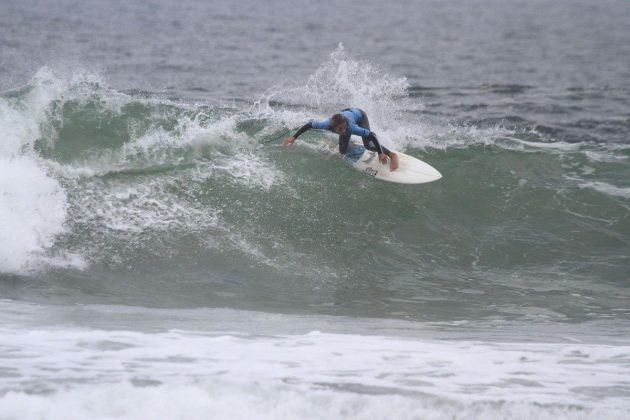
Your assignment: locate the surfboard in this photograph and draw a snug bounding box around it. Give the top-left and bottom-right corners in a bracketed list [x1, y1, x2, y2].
[347, 146, 442, 184]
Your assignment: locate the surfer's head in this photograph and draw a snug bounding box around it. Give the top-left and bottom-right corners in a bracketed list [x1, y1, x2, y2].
[330, 114, 347, 134]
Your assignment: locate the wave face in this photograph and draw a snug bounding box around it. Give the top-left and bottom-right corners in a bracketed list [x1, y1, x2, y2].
[1, 51, 629, 326]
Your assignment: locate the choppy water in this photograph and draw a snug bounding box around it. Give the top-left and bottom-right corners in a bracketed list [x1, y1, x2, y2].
[1, 0, 629, 418]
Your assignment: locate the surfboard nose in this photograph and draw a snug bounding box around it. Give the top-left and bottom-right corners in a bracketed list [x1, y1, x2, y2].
[428, 166, 442, 181]
[417, 161, 442, 182]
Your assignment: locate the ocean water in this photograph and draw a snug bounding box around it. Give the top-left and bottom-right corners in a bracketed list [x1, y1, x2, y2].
[1, 0, 630, 418]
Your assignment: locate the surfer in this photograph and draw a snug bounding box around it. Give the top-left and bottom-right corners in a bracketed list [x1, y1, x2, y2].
[282, 108, 399, 171]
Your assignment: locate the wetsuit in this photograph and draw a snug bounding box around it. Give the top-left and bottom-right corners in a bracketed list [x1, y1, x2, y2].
[291, 108, 392, 156]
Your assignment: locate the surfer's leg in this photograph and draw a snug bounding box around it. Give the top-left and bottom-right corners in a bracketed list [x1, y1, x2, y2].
[357, 109, 370, 130]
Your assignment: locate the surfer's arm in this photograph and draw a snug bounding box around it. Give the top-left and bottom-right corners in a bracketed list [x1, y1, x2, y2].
[347, 123, 385, 153]
[295, 118, 332, 138]
[365, 131, 385, 155]
[283, 118, 332, 145]
[292, 122, 313, 139]
[283, 122, 312, 145]
[338, 134, 351, 154]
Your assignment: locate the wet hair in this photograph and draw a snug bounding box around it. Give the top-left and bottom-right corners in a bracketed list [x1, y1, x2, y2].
[330, 114, 346, 129]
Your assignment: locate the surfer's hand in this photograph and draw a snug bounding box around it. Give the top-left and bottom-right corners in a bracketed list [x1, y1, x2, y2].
[282, 136, 296, 145]
[378, 153, 388, 164]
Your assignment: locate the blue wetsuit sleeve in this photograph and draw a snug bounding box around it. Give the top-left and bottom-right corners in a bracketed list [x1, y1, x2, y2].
[292, 118, 332, 139]
[311, 118, 331, 130]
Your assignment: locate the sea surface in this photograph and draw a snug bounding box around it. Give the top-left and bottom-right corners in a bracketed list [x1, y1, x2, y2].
[1, 0, 630, 418]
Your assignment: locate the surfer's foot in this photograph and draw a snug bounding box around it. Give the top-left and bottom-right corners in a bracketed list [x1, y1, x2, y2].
[389, 153, 399, 171]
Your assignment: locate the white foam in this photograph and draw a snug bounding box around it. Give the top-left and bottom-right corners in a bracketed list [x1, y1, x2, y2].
[0, 326, 628, 416]
[126, 113, 239, 160]
[409, 122, 512, 151]
[0, 158, 68, 274]
[501, 136, 582, 151]
[0, 99, 39, 158]
[211, 151, 284, 189]
[580, 181, 630, 199]
[0, 67, 120, 273]
[74, 176, 220, 235]
[584, 149, 630, 163]
[2, 381, 627, 420]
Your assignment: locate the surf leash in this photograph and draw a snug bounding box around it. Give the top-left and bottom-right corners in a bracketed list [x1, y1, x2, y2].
[260, 126, 302, 145]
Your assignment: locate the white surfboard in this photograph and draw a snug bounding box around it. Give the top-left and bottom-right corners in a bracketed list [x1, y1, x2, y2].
[348, 147, 442, 184]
